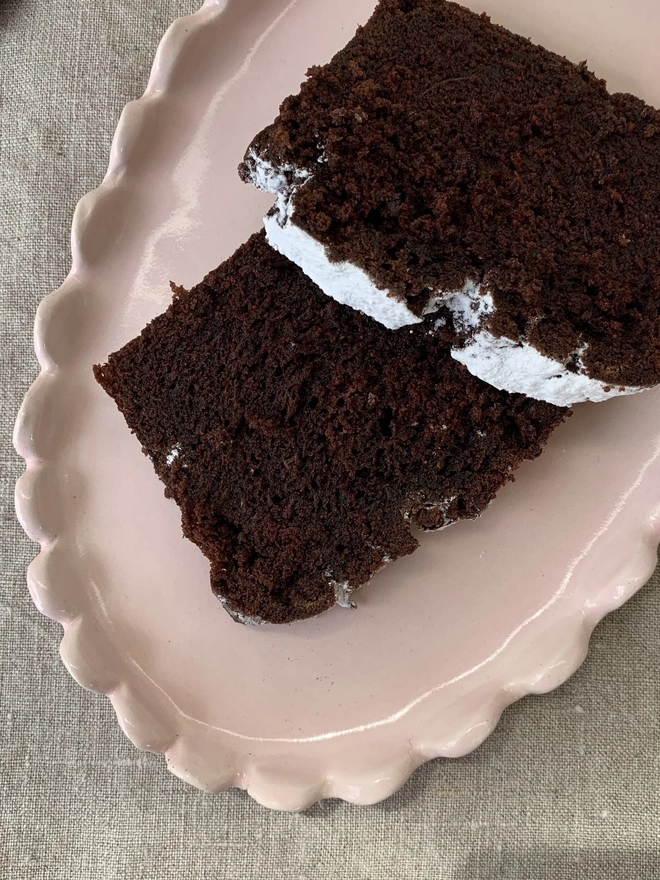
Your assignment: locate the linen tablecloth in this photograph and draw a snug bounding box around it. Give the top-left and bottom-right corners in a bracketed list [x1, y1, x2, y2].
[1, 2, 659, 877]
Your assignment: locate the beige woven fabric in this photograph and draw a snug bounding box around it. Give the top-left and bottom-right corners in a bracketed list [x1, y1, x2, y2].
[1, 2, 659, 877]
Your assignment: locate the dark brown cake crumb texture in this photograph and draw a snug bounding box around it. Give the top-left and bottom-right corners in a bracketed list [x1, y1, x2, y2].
[95, 234, 565, 624]
[241, 0, 660, 388]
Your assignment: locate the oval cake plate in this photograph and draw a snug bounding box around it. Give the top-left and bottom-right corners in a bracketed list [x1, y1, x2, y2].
[13, 0, 660, 810]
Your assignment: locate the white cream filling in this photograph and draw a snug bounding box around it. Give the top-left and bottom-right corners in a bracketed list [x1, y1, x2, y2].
[443, 286, 643, 406]
[246, 151, 309, 194]
[327, 543, 400, 611]
[330, 579, 358, 610]
[452, 332, 643, 407]
[218, 596, 266, 627]
[246, 152, 421, 330]
[264, 213, 421, 330]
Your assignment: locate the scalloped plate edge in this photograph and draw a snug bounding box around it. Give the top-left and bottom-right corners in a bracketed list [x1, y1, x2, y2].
[13, 0, 660, 811]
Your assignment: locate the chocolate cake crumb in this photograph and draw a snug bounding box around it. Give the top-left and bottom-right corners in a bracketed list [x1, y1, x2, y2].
[94, 233, 566, 625]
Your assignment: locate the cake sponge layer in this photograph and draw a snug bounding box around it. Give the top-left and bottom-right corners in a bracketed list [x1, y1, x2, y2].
[241, 0, 660, 403]
[95, 233, 566, 624]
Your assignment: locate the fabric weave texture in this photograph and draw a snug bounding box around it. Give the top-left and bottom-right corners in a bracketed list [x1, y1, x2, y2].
[0, 2, 659, 877]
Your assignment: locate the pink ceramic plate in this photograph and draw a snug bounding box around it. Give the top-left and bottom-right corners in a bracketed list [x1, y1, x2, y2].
[14, 0, 660, 811]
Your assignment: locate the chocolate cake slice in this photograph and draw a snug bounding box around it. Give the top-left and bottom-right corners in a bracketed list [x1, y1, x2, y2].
[240, 0, 660, 407]
[94, 233, 566, 625]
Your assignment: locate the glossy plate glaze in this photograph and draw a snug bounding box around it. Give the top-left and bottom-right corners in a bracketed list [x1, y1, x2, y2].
[13, 0, 660, 810]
